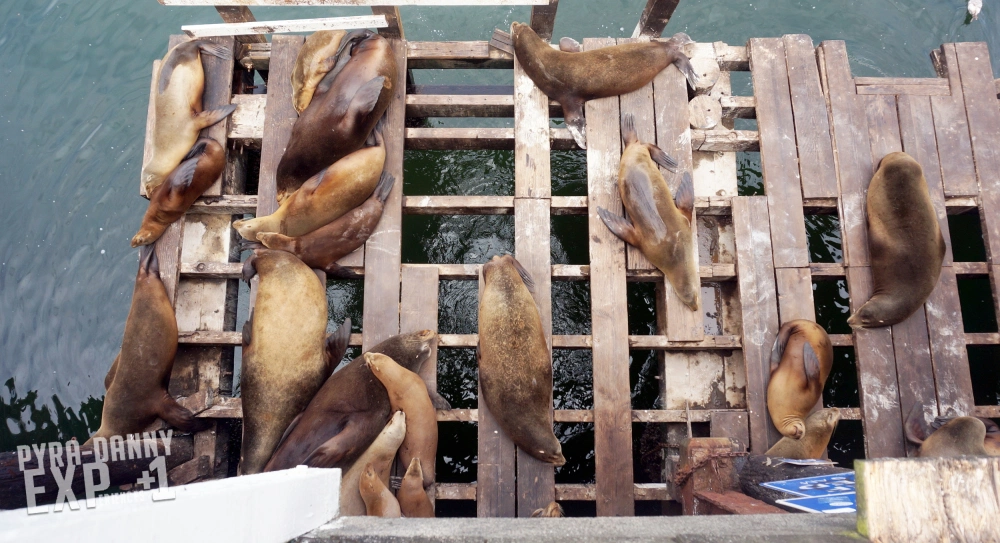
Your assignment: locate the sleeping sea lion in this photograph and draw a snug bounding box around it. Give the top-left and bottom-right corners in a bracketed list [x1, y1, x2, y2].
[233, 131, 387, 242]
[264, 331, 443, 472]
[238, 250, 351, 474]
[511, 22, 697, 149]
[765, 407, 841, 459]
[905, 404, 989, 457]
[531, 501, 565, 518]
[254, 171, 395, 278]
[276, 30, 397, 203]
[292, 30, 347, 115]
[365, 352, 437, 490]
[86, 246, 203, 445]
[766, 320, 833, 439]
[597, 114, 697, 311]
[359, 462, 401, 518]
[478, 254, 565, 466]
[132, 138, 225, 247]
[341, 411, 406, 517]
[397, 458, 434, 518]
[847, 152, 945, 328]
[142, 40, 237, 196]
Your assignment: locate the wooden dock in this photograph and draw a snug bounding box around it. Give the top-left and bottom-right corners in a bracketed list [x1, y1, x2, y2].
[142, 0, 1000, 517]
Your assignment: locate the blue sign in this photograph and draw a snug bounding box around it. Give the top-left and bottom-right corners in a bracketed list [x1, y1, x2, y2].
[760, 472, 855, 497]
[776, 493, 857, 514]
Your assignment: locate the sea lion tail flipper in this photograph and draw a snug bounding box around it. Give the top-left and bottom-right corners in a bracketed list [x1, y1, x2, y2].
[158, 392, 207, 434]
[303, 424, 358, 468]
[195, 104, 238, 130]
[241, 252, 258, 284]
[373, 171, 396, 204]
[182, 139, 211, 162]
[196, 41, 233, 61]
[768, 324, 793, 374]
[646, 144, 679, 173]
[801, 341, 821, 383]
[561, 98, 587, 150]
[621, 114, 638, 146]
[558, 37, 582, 53]
[325, 318, 352, 375]
[597, 207, 641, 247]
[348, 76, 387, 119]
[508, 255, 536, 293]
[164, 154, 200, 191]
[673, 172, 695, 224]
[139, 244, 159, 274]
[904, 403, 930, 444]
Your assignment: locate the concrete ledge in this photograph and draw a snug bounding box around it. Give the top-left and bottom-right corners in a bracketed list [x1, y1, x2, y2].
[300, 514, 865, 543]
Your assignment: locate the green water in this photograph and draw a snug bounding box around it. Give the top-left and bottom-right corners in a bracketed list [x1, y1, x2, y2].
[2, 0, 998, 516]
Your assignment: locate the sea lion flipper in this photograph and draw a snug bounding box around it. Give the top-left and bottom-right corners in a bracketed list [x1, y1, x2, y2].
[303, 427, 356, 468]
[558, 37, 582, 53]
[273, 412, 303, 453]
[904, 403, 930, 444]
[345, 76, 387, 119]
[673, 172, 694, 224]
[768, 324, 792, 374]
[195, 104, 238, 130]
[561, 97, 587, 149]
[508, 256, 536, 293]
[597, 207, 641, 247]
[139, 244, 158, 275]
[163, 154, 200, 191]
[621, 114, 638, 146]
[802, 342, 821, 383]
[373, 172, 396, 203]
[646, 144, 679, 173]
[323, 263, 362, 279]
[325, 318, 352, 376]
[158, 392, 205, 434]
[428, 389, 452, 410]
[624, 169, 669, 239]
[196, 41, 233, 61]
[241, 252, 258, 284]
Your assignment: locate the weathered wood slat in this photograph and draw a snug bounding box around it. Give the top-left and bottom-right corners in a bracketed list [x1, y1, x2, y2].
[161, 0, 549, 5]
[854, 77, 948, 86]
[372, 6, 403, 40]
[183, 15, 386, 38]
[256, 35, 301, 218]
[215, 6, 266, 44]
[931, 44, 979, 197]
[855, 84, 950, 96]
[774, 267, 816, 323]
[528, 0, 558, 42]
[632, 0, 680, 38]
[783, 34, 838, 200]
[400, 265, 440, 416]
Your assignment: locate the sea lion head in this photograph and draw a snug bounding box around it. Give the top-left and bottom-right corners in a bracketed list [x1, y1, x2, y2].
[483, 254, 535, 292]
[809, 406, 841, 436]
[982, 418, 1000, 456]
[846, 304, 885, 329]
[531, 501, 565, 518]
[925, 417, 987, 457]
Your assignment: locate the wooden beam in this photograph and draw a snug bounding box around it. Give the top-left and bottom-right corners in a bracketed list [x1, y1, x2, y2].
[162, 0, 548, 5]
[372, 7, 403, 40]
[528, 0, 558, 42]
[632, 0, 681, 38]
[215, 6, 266, 44]
[183, 16, 386, 37]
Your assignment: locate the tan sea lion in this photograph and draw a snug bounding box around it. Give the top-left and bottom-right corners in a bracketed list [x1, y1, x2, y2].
[341, 411, 406, 517]
[847, 152, 945, 328]
[359, 462, 401, 518]
[238, 249, 351, 474]
[765, 407, 841, 459]
[276, 30, 397, 203]
[531, 501, 565, 518]
[597, 115, 697, 311]
[766, 320, 833, 439]
[511, 22, 697, 149]
[264, 331, 444, 472]
[142, 40, 237, 196]
[233, 134, 387, 242]
[905, 405, 990, 457]
[253, 172, 395, 278]
[397, 458, 434, 518]
[929, 416, 1000, 455]
[132, 138, 225, 247]
[292, 30, 347, 115]
[86, 246, 203, 445]
[365, 352, 437, 489]
[478, 254, 565, 466]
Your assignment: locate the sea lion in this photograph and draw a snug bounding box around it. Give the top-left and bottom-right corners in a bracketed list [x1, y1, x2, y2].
[359, 462, 401, 518]
[264, 331, 443, 472]
[765, 407, 841, 459]
[276, 30, 397, 203]
[511, 22, 697, 149]
[341, 411, 406, 517]
[597, 115, 698, 311]
[905, 405, 990, 457]
[254, 171, 395, 278]
[847, 152, 945, 328]
[365, 352, 437, 489]
[292, 30, 347, 115]
[142, 40, 237, 196]
[86, 246, 202, 445]
[238, 249, 351, 474]
[478, 254, 565, 466]
[233, 134, 387, 242]
[531, 501, 565, 518]
[397, 458, 434, 518]
[132, 138, 225, 247]
[766, 320, 834, 439]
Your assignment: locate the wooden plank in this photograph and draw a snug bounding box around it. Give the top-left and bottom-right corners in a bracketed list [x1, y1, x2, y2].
[783, 34, 838, 200]
[631, 0, 681, 38]
[513, 47, 550, 199]
[709, 411, 749, 452]
[855, 77, 949, 86]
[406, 41, 512, 69]
[528, 0, 558, 42]
[749, 38, 809, 268]
[400, 265, 440, 408]
[931, 44, 979, 197]
[361, 38, 406, 351]
[372, 7, 403, 40]
[215, 6, 266, 44]
[162, 0, 548, 4]
[183, 16, 386, 37]
[732, 196, 781, 452]
[923, 268, 974, 416]
[584, 37, 634, 517]
[256, 35, 302, 217]
[198, 36, 236, 198]
[856, 84, 950, 96]
[864, 94, 902, 161]
[774, 267, 816, 323]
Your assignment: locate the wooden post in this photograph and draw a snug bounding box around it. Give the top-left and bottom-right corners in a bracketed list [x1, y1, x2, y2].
[529, 0, 558, 42]
[677, 438, 784, 515]
[215, 6, 267, 44]
[632, 0, 681, 38]
[372, 6, 403, 40]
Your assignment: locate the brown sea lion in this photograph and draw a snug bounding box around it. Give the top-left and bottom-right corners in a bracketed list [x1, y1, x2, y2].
[132, 138, 225, 247]
[765, 407, 841, 459]
[929, 416, 1000, 455]
[397, 458, 434, 518]
[531, 501, 565, 518]
[905, 405, 990, 457]
[238, 250, 351, 474]
[292, 30, 347, 115]
[276, 30, 397, 203]
[263, 331, 443, 472]
[86, 246, 203, 445]
[233, 134, 387, 242]
[597, 115, 697, 311]
[365, 352, 437, 490]
[766, 320, 834, 439]
[359, 462, 401, 518]
[253, 172, 395, 278]
[511, 22, 697, 149]
[478, 254, 565, 466]
[847, 152, 945, 328]
[142, 40, 237, 196]
[341, 411, 406, 517]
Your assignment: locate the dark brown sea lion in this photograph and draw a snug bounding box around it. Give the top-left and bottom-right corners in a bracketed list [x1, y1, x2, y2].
[598, 115, 697, 311]
[238, 249, 350, 474]
[132, 138, 225, 247]
[253, 172, 395, 278]
[263, 331, 441, 472]
[906, 405, 990, 457]
[766, 320, 833, 439]
[531, 501, 565, 518]
[276, 30, 397, 204]
[397, 458, 434, 518]
[511, 22, 696, 149]
[142, 40, 236, 196]
[86, 246, 202, 445]
[765, 407, 841, 459]
[341, 411, 406, 516]
[292, 30, 347, 115]
[847, 152, 945, 328]
[359, 462, 401, 518]
[478, 254, 565, 466]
